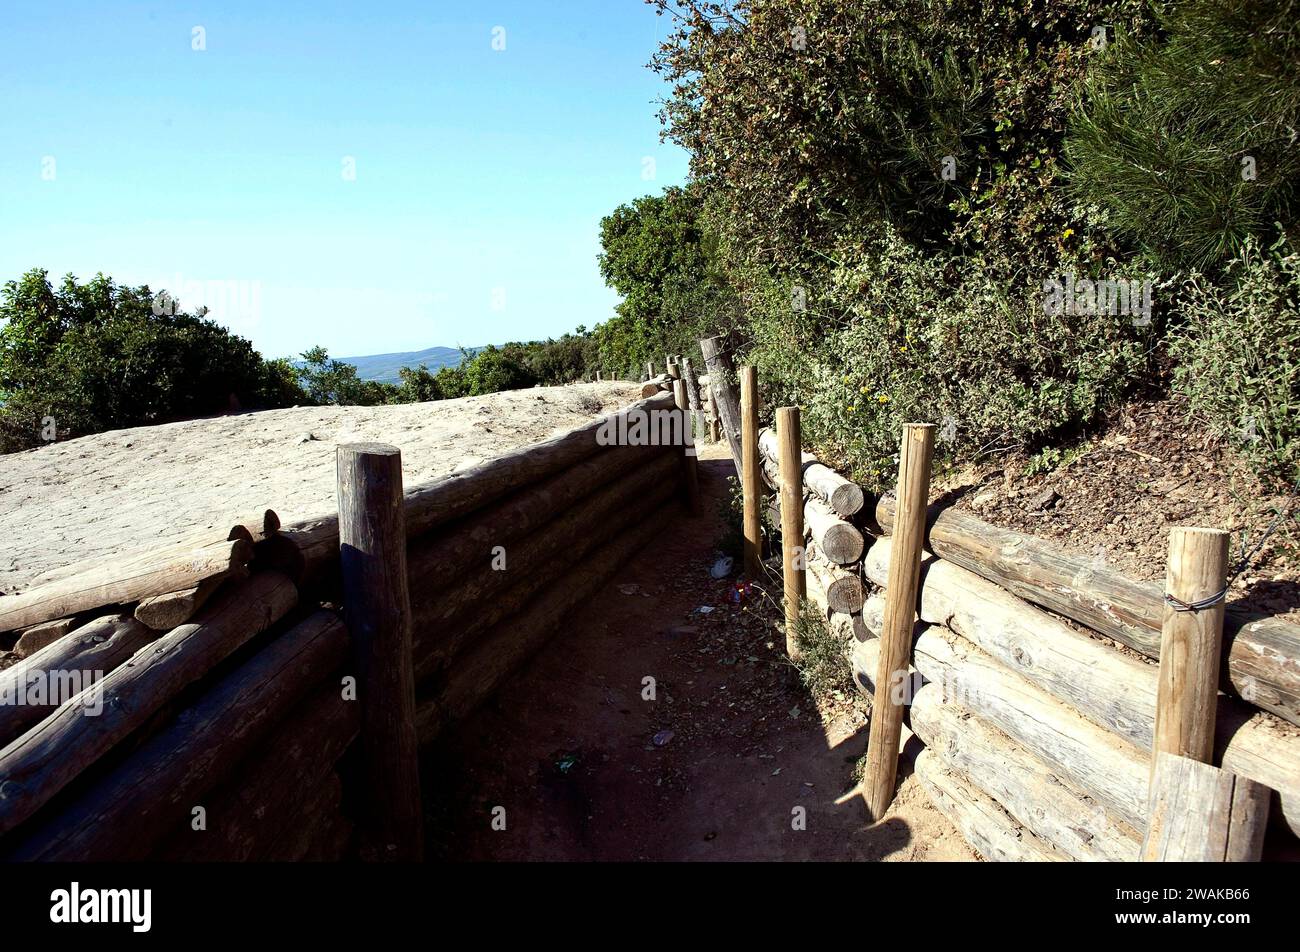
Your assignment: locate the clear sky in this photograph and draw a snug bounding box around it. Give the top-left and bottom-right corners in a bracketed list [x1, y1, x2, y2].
[0, 1, 689, 359]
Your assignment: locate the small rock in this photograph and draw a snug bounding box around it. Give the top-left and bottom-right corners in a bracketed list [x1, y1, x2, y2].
[295, 432, 315, 445]
[652, 730, 674, 747]
[972, 490, 999, 509]
[1029, 487, 1060, 510]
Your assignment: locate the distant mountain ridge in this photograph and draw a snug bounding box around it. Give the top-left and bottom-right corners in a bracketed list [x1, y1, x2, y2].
[335, 345, 483, 385]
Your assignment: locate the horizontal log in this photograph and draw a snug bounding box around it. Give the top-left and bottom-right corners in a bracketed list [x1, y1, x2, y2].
[862, 537, 1300, 838]
[914, 749, 1066, 862]
[854, 617, 1300, 838]
[875, 496, 1300, 727]
[0, 613, 159, 749]
[0, 571, 297, 840]
[270, 391, 679, 583]
[863, 539, 1158, 749]
[906, 678, 1141, 861]
[13, 618, 79, 658]
[134, 568, 246, 631]
[20, 514, 275, 592]
[1143, 752, 1269, 862]
[859, 625, 1151, 829]
[406, 442, 668, 593]
[641, 374, 672, 398]
[758, 428, 865, 516]
[805, 551, 865, 614]
[228, 510, 281, 544]
[416, 498, 670, 742]
[151, 683, 358, 861]
[0, 538, 254, 634]
[412, 456, 678, 681]
[804, 497, 863, 565]
[7, 608, 345, 861]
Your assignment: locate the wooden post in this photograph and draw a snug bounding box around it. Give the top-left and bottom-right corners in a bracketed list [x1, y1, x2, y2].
[672, 379, 701, 515]
[777, 407, 805, 659]
[646, 361, 655, 379]
[699, 335, 744, 469]
[864, 423, 935, 821]
[708, 386, 721, 443]
[1153, 527, 1229, 780]
[337, 443, 424, 861]
[740, 366, 763, 578]
[681, 356, 706, 442]
[1143, 752, 1269, 861]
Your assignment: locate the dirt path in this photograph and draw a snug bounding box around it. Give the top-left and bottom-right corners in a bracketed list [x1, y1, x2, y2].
[424, 446, 974, 861]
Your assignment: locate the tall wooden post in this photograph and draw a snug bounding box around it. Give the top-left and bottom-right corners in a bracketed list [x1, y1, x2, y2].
[707, 386, 721, 443]
[672, 378, 702, 515]
[740, 366, 762, 579]
[337, 443, 424, 861]
[699, 335, 743, 469]
[645, 361, 655, 379]
[681, 356, 706, 442]
[864, 423, 935, 821]
[777, 407, 806, 659]
[1153, 527, 1229, 781]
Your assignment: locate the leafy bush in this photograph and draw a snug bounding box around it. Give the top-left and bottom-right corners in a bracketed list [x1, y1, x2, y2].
[741, 228, 1155, 488]
[0, 269, 304, 452]
[648, 0, 1164, 483]
[1170, 241, 1300, 485]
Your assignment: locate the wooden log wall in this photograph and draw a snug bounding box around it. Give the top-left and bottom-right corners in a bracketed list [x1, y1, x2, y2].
[747, 404, 1300, 861]
[0, 391, 689, 862]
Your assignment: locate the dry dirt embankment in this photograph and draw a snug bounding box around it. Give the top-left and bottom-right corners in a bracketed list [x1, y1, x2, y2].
[0, 382, 638, 595]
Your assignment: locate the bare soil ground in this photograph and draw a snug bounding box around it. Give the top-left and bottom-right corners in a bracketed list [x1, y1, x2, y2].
[0, 382, 639, 596]
[942, 398, 1299, 622]
[425, 444, 973, 861]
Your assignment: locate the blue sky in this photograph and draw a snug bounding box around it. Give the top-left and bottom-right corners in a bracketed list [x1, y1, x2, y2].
[0, 1, 689, 359]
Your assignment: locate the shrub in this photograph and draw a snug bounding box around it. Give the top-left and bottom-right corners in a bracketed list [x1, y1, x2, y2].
[1170, 241, 1300, 485]
[0, 269, 304, 452]
[743, 229, 1155, 488]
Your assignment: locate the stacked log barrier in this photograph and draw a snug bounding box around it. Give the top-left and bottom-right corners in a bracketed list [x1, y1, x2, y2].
[0, 391, 688, 861]
[751, 417, 1299, 860]
[874, 496, 1300, 727]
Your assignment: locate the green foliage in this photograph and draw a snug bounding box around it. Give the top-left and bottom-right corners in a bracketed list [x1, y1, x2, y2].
[295, 346, 394, 406]
[792, 602, 856, 702]
[1170, 241, 1300, 485]
[1067, 0, 1300, 271]
[596, 185, 737, 373]
[648, 0, 1164, 483]
[744, 230, 1153, 488]
[0, 269, 305, 453]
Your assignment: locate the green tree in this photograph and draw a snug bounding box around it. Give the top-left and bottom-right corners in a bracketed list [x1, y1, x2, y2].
[596, 185, 736, 372]
[295, 346, 395, 406]
[0, 269, 304, 453]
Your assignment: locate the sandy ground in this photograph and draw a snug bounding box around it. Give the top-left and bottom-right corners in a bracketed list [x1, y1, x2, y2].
[0, 382, 639, 595]
[426, 445, 973, 861]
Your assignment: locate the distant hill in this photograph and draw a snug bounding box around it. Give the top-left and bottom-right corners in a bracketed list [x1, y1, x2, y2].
[334, 345, 482, 385]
